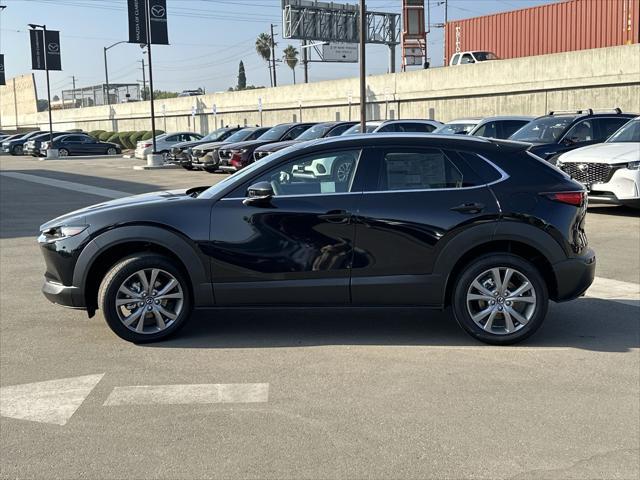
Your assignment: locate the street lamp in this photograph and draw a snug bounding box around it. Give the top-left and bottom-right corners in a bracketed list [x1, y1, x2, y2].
[28, 24, 54, 147]
[103, 40, 127, 106]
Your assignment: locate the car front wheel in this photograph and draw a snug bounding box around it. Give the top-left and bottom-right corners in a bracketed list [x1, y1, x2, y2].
[452, 254, 548, 345]
[12, 145, 23, 155]
[58, 148, 69, 157]
[98, 254, 192, 343]
[106, 147, 117, 155]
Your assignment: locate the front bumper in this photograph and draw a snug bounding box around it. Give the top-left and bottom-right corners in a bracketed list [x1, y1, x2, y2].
[42, 279, 85, 309]
[551, 247, 596, 302]
[588, 168, 640, 207]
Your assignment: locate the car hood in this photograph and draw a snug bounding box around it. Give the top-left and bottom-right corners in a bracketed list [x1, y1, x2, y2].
[39, 188, 197, 231]
[171, 139, 211, 150]
[192, 140, 229, 152]
[558, 142, 640, 164]
[255, 140, 300, 153]
[219, 139, 273, 151]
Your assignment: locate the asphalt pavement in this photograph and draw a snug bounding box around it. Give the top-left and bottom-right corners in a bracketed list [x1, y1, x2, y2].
[1, 154, 638, 480]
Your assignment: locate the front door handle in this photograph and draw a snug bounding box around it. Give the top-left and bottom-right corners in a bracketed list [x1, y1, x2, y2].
[319, 209, 351, 224]
[450, 202, 485, 214]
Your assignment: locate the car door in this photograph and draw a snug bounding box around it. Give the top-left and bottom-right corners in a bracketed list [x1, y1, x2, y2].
[63, 135, 84, 155]
[351, 145, 501, 306]
[83, 136, 102, 154]
[208, 148, 365, 306]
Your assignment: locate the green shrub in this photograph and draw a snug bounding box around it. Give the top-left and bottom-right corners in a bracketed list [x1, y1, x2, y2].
[140, 129, 164, 141]
[98, 131, 114, 141]
[129, 131, 145, 146]
[88, 130, 105, 139]
[107, 133, 123, 146]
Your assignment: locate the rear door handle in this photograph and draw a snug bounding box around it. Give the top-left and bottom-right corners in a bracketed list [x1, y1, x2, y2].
[319, 209, 351, 224]
[450, 202, 485, 214]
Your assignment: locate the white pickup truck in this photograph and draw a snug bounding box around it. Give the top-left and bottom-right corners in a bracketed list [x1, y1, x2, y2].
[449, 51, 499, 66]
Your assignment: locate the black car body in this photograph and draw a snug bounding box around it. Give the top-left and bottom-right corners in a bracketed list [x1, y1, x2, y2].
[2, 131, 43, 155]
[39, 134, 595, 345]
[42, 134, 121, 157]
[253, 121, 357, 161]
[218, 123, 316, 172]
[166, 127, 242, 165]
[509, 109, 636, 161]
[24, 132, 70, 156]
[190, 127, 271, 172]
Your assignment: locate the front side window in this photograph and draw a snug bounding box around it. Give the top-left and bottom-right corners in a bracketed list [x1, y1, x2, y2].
[607, 119, 640, 143]
[295, 124, 332, 141]
[245, 149, 361, 197]
[282, 125, 311, 140]
[325, 123, 354, 137]
[451, 53, 461, 64]
[433, 123, 477, 135]
[461, 54, 474, 64]
[596, 118, 633, 140]
[378, 149, 464, 191]
[473, 121, 498, 138]
[564, 120, 594, 143]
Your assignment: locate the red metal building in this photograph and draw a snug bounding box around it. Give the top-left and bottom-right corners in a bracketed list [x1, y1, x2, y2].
[444, 0, 639, 64]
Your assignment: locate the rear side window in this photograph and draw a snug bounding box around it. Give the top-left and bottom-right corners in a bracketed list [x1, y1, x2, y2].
[473, 121, 498, 138]
[500, 121, 529, 138]
[379, 149, 464, 191]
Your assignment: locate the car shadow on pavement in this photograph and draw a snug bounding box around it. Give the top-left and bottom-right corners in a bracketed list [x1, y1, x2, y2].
[145, 298, 639, 352]
[588, 205, 639, 217]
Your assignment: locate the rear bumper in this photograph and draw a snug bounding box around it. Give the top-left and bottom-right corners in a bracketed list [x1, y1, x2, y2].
[42, 279, 85, 309]
[551, 248, 596, 302]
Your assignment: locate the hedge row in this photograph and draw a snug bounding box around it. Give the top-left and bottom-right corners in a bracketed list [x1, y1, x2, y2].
[89, 130, 165, 149]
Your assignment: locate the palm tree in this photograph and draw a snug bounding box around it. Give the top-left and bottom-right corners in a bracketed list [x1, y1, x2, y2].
[255, 33, 273, 87]
[283, 45, 299, 84]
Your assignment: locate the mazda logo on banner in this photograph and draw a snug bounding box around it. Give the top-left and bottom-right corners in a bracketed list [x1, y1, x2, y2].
[0, 54, 5, 86]
[29, 29, 62, 71]
[127, 0, 169, 45]
[48, 42, 60, 53]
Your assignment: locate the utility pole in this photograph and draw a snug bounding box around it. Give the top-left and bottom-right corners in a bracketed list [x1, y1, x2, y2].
[302, 40, 309, 83]
[71, 75, 76, 108]
[270, 23, 277, 87]
[103, 40, 126, 106]
[443, 0, 448, 65]
[139, 58, 147, 100]
[359, 0, 366, 132]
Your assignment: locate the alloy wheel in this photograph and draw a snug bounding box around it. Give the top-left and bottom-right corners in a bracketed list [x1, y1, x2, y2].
[466, 267, 537, 335]
[114, 268, 184, 334]
[58, 149, 69, 157]
[335, 160, 352, 183]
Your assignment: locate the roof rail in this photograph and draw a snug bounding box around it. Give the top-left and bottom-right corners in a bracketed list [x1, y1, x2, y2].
[548, 107, 622, 115]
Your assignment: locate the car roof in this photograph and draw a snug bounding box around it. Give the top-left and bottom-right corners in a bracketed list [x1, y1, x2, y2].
[444, 118, 482, 124]
[478, 116, 534, 121]
[380, 119, 442, 124]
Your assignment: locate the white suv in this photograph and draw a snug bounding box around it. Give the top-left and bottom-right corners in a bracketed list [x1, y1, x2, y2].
[557, 117, 640, 209]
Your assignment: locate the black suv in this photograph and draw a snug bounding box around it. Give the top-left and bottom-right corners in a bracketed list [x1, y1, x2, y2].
[38, 134, 595, 345]
[509, 109, 636, 162]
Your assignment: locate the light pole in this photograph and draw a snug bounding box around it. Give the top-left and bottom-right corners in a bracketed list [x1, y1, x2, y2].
[28, 24, 53, 147]
[359, 0, 367, 133]
[104, 40, 126, 106]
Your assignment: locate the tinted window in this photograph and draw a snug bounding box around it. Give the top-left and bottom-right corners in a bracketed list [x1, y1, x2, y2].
[259, 124, 292, 141]
[460, 54, 474, 64]
[473, 121, 498, 138]
[457, 151, 503, 183]
[607, 119, 640, 143]
[397, 123, 436, 133]
[64, 135, 85, 142]
[325, 124, 354, 137]
[451, 54, 460, 64]
[564, 120, 594, 143]
[433, 123, 477, 135]
[510, 116, 576, 143]
[378, 149, 464, 191]
[241, 149, 361, 197]
[165, 135, 177, 142]
[295, 124, 333, 141]
[500, 120, 530, 138]
[596, 117, 633, 140]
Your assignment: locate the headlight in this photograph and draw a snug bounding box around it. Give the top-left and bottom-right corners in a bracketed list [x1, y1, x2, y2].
[627, 160, 640, 170]
[41, 225, 88, 242]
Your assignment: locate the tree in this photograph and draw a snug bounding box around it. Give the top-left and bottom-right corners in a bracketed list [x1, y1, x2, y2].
[237, 61, 247, 90]
[283, 45, 299, 84]
[255, 32, 274, 87]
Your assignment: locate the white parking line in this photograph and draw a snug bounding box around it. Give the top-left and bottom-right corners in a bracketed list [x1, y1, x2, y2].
[103, 383, 269, 406]
[0, 172, 129, 199]
[586, 277, 640, 307]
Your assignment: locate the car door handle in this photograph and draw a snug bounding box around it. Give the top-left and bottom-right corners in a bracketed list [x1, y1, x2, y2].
[450, 202, 485, 214]
[319, 210, 351, 224]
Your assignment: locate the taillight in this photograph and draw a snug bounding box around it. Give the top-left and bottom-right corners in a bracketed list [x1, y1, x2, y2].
[143, 143, 152, 148]
[545, 191, 586, 206]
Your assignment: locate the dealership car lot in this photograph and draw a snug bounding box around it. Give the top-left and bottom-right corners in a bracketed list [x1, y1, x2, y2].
[0, 154, 638, 479]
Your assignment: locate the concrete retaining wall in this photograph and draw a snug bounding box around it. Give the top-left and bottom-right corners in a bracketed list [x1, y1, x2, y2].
[2, 44, 639, 133]
[0, 74, 38, 131]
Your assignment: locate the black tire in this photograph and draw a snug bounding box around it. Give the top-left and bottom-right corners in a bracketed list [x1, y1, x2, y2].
[98, 254, 192, 343]
[182, 164, 195, 171]
[106, 147, 117, 155]
[451, 253, 548, 345]
[11, 145, 23, 155]
[203, 166, 218, 174]
[58, 148, 69, 157]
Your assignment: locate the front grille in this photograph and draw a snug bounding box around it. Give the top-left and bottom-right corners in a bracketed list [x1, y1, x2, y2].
[560, 162, 617, 185]
[218, 150, 232, 160]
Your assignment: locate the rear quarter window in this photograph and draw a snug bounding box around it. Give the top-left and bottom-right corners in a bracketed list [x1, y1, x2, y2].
[456, 151, 504, 183]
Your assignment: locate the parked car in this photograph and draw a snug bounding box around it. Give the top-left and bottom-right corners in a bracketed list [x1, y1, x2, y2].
[218, 123, 316, 173]
[432, 119, 480, 136]
[342, 120, 442, 135]
[509, 108, 636, 162]
[433, 117, 533, 139]
[253, 121, 357, 162]
[134, 132, 202, 160]
[191, 127, 271, 172]
[24, 132, 69, 157]
[41, 134, 121, 157]
[449, 51, 499, 65]
[0, 133, 27, 147]
[556, 116, 639, 208]
[38, 133, 595, 345]
[166, 127, 242, 168]
[2, 131, 44, 155]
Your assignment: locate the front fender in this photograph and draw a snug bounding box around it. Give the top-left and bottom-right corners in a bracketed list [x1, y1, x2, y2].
[73, 225, 213, 306]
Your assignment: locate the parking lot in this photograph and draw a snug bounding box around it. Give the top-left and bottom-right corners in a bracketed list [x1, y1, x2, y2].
[1, 154, 638, 479]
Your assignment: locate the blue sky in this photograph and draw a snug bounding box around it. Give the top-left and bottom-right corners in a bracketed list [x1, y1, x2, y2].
[1, 0, 557, 99]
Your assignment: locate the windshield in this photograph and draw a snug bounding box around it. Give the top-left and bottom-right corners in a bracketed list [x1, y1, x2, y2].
[433, 123, 478, 135]
[295, 124, 332, 141]
[474, 52, 498, 61]
[606, 119, 640, 143]
[259, 124, 291, 141]
[224, 129, 256, 143]
[509, 116, 576, 143]
[342, 123, 378, 135]
[201, 129, 230, 142]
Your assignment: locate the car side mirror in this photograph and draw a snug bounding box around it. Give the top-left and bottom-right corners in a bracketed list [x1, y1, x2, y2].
[243, 181, 274, 206]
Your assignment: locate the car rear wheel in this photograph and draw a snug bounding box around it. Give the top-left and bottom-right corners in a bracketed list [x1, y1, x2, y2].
[98, 254, 192, 343]
[58, 148, 69, 157]
[106, 147, 117, 155]
[451, 254, 548, 345]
